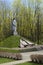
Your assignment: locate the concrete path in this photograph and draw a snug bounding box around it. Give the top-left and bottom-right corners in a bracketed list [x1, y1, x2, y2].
[0, 50, 43, 65]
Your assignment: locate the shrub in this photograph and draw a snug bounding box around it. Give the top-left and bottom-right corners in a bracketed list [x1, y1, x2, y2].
[15, 53, 22, 60]
[30, 54, 43, 63]
[0, 52, 22, 60]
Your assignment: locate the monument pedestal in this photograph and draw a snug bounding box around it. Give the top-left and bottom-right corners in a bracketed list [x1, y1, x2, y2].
[13, 31, 17, 35]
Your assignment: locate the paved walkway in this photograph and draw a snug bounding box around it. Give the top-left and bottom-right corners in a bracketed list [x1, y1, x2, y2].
[0, 50, 43, 65]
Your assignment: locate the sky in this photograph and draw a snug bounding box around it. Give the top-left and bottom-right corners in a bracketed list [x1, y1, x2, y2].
[6, 0, 43, 3]
[1, 0, 43, 8]
[1, 0, 13, 6]
[2, 0, 43, 3]
[5, 0, 43, 7]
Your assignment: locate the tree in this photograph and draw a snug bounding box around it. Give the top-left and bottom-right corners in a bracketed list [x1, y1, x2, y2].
[0, 0, 12, 41]
[34, 0, 42, 44]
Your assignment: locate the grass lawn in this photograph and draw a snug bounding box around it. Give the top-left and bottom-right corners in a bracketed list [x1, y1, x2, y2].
[16, 62, 43, 65]
[0, 35, 20, 48]
[0, 48, 20, 53]
[0, 57, 14, 64]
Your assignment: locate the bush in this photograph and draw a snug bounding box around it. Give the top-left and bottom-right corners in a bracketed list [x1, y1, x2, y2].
[0, 52, 22, 60]
[15, 53, 22, 60]
[30, 54, 43, 63]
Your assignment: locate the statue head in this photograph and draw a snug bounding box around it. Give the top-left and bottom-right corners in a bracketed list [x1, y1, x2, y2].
[13, 18, 15, 20]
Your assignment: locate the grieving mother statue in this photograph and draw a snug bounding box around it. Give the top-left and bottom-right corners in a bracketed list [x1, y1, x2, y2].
[12, 18, 17, 35]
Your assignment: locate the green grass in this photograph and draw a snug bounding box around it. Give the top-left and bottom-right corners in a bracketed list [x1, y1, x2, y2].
[0, 48, 20, 53]
[0, 58, 14, 64]
[16, 62, 43, 65]
[0, 35, 20, 48]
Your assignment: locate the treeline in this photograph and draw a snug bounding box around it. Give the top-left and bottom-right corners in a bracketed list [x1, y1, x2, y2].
[0, 0, 43, 44]
[0, 0, 12, 41]
[13, 0, 43, 44]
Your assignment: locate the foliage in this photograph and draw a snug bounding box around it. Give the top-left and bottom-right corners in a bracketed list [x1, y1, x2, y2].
[0, 0, 43, 45]
[0, 0, 12, 41]
[12, 0, 43, 44]
[0, 35, 20, 48]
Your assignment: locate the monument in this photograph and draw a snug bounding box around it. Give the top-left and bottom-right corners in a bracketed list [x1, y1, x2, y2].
[12, 18, 17, 35]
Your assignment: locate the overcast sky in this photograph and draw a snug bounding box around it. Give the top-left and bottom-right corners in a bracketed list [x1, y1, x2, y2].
[1, 0, 43, 8]
[6, 0, 43, 6]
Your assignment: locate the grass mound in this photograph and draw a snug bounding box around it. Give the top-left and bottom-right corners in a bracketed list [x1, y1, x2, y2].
[0, 35, 20, 48]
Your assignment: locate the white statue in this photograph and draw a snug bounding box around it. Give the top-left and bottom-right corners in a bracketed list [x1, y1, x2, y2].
[12, 18, 17, 35]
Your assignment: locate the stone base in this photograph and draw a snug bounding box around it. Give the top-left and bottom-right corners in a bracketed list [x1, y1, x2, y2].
[13, 31, 17, 35]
